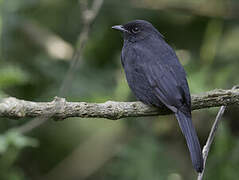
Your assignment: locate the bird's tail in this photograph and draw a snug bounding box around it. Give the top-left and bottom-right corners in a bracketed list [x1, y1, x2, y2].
[175, 110, 203, 173]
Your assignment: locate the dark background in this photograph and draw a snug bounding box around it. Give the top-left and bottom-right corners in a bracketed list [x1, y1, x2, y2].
[0, 0, 239, 179]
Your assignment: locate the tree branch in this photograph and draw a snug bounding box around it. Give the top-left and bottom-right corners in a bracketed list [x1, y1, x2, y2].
[0, 88, 238, 120]
[59, 0, 104, 95]
[13, 0, 105, 134]
[197, 106, 226, 180]
[197, 86, 238, 180]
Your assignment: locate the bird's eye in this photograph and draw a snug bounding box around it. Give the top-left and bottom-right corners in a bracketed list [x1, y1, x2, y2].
[132, 27, 139, 33]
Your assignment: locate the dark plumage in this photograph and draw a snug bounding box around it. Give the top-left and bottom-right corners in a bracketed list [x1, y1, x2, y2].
[112, 20, 203, 172]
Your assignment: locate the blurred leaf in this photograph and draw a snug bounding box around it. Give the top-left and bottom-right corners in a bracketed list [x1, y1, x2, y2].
[0, 130, 38, 154]
[219, 26, 239, 59]
[200, 19, 223, 65]
[0, 66, 28, 88]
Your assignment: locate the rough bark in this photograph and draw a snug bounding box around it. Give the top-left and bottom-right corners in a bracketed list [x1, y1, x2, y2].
[0, 88, 238, 120]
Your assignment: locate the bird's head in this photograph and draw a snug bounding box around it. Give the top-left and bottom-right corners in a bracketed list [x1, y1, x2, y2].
[112, 20, 164, 43]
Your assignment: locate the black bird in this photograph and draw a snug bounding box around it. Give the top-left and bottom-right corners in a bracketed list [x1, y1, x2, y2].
[112, 20, 203, 172]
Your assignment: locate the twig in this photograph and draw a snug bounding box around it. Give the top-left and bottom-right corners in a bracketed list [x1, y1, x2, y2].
[197, 106, 226, 180]
[15, 0, 104, 133]
[16, 117, 48, 134]
[59, 0, 104, 95]
[197, 86, 239, 180]
[0, 88, 238, 121]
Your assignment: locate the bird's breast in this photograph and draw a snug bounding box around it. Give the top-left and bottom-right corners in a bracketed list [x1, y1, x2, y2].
[121, 45, 164, 107]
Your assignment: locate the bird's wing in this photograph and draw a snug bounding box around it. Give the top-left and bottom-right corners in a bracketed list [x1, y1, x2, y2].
[142, 52, 191, 113]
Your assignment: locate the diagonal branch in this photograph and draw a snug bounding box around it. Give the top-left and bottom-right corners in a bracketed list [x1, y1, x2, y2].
[197, 106, 226, 180]
[15, 0, 104, 134]
[0, 88, 238, 120]
[197, 86, 239, 180]
[59, 0, 104, 95]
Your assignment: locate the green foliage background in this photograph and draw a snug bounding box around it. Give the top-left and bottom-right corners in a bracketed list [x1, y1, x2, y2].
[0, 0, 239, 179]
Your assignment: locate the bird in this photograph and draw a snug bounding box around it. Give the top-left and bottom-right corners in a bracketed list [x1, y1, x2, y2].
[112, 20, 203, 173]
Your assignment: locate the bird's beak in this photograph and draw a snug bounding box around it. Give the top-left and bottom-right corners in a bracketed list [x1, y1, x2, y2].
[112, 25, 126, 33]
